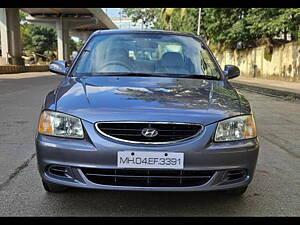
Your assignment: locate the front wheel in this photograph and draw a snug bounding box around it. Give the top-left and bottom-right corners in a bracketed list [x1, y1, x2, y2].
[225, 186, 248, 196]
[42, 180, 68, 193]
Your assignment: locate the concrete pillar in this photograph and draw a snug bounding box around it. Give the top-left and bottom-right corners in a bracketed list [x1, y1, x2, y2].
[56, 17, 70, 61]
[0, 8, 23, 65]
[0, 8, 9, 64]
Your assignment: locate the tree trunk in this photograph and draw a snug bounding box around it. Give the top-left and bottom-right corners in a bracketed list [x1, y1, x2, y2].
[284, 28, 287, 41]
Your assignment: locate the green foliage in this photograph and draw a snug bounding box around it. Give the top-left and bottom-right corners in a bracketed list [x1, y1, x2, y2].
[76, 39, 84, 51]
[20, 10, 84, 60]
[159, 8, 198, 33]
[69, 37, 77, 53]
[29, 26, 57, 54]
[122, 8, 161, 28]
[20, 11, 57, 56]
[244, 8, 299, 44]
[201, 8, 255, 49]
[122, 8, 300, 51]
[200, 8, 300, 49]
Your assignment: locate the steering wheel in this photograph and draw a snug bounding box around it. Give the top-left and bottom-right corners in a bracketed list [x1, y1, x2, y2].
[99, 61, 132, 71]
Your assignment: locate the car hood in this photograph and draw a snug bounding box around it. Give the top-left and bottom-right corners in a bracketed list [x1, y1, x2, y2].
[55, 76, 244, 125]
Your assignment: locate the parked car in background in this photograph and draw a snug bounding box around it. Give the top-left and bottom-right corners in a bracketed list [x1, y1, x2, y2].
[36, 29, 259, 195]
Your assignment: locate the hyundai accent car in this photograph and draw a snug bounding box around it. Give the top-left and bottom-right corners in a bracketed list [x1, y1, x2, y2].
[36, 29, 259, 195]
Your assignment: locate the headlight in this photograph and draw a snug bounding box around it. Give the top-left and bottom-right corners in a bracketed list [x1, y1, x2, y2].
[38, 110, 84, 139]
[214, 115, 256, 142]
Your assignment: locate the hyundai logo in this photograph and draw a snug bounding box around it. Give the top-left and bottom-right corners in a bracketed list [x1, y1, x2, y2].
[141, 128, 158, 138]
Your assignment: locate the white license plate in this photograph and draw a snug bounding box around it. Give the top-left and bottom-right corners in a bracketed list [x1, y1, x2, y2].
[117, 151, 184, 169]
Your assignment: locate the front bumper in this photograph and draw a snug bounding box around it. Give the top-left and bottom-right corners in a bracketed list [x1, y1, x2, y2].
[35, 120, 259, 192]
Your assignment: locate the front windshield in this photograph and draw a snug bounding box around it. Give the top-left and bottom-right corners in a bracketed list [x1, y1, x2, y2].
[73, 33, 221, 78]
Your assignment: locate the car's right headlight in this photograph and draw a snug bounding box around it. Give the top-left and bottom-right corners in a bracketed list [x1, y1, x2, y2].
[38, 110, 84, 139]
[214, 114, 257, 142]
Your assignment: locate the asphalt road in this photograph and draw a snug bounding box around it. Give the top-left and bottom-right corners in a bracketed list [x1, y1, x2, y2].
[0, 72, 299, 216]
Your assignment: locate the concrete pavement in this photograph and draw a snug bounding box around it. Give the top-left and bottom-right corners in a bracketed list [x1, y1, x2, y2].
[0, 72, 299, 216]
[0, 72, 61, 190]
[231, 77, 300, 100]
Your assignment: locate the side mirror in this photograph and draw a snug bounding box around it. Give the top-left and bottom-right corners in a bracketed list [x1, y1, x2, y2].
[49, 60, 69, 75]
[224, 65, 240, 79]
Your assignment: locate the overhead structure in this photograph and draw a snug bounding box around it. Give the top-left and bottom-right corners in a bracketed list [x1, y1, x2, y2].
[0, 8, 117, 65]
[0, 8, 23, 65]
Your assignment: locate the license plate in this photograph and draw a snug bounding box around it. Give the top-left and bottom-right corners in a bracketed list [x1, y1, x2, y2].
[117, 151, 184, 169]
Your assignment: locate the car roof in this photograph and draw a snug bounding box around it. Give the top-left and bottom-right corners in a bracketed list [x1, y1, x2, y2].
[91, 29, 201, 39]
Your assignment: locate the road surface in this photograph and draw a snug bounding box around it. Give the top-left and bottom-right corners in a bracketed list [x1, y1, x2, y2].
[0, 72, 299, 216]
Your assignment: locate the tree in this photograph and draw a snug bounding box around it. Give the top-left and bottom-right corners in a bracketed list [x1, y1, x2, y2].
[69, 37, 77, 53]
[200, 8, 254, 50]
[30, 26, 57, 54]
[20, 11, 57, 56]
[20, 10, 90, 62]
[122, 8, 300, 51]
[122, 8, 161, 28]
[76, 39, 85, 51]
[159, 8, 187, 30]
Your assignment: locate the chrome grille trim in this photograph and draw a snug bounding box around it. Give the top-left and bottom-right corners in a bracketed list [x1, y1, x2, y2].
[81, 168, 215, 187]
[94, 121, 204, 145]
[84, 173, 212, 179]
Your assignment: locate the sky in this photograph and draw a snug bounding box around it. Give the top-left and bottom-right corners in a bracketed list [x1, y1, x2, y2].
[102, 8, 143, 29]
[102, 8, 122, 18]
[72, 8, 140, 42]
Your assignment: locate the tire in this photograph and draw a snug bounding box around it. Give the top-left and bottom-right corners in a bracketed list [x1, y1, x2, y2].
[42, 180, 68, 193]
[225, 186, 248, 196]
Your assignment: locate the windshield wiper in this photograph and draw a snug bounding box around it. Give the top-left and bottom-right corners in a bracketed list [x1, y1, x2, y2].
[95, 72, 158, 77]
[75, 72, 220, 80]
[173, 74, 220, 80]
[75, 72, 167, 78]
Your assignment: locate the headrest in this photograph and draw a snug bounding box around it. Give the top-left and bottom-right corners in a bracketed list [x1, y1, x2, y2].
[105, 48, 129, 60]
[160, 52, 184, 67]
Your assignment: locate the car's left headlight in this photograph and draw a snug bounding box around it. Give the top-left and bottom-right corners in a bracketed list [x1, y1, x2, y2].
[214, 115, 257, 142]
[38, 110, 84, 139]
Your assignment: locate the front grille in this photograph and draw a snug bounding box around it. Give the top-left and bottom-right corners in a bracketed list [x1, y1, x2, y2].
[95, 122, 203, 144]
[81, 168, 215, 187]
